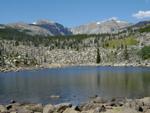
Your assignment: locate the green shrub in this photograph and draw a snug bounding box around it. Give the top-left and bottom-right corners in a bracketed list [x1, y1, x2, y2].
[139, 25, 150, 33]
[138, 46, 150, 60]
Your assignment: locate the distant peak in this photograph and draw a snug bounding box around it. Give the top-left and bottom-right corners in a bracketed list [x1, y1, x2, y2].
[96, 17, 128, 25]
[35, 19, 55, 25]
[108, 17, 128, 24]
[108, 17, 118, 21]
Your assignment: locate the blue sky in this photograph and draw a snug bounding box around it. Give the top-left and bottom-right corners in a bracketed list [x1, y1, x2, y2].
[0, 0, 150, 27]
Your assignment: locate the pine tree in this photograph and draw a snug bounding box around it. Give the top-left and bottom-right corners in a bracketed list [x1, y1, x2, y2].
[96, 48, 101, 63]
[0, 44, 5, 66]
[124, 45, 129, 60]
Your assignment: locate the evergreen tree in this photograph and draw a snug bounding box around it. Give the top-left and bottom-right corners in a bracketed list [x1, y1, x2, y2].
[96, 48, 101, 63]
[15, 41, 19, 46]
[0, 44, 5, 66]
[124, 45, 129, 60]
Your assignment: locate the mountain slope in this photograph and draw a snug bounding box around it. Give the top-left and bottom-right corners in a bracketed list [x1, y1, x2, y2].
[33, 20, 72, 36]
[6, 20, 72, 36]
[134, 20, 150, 27]
[71, 18, 130, 34]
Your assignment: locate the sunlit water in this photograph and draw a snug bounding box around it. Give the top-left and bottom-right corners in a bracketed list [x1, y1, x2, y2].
[0, 66, 150, 105]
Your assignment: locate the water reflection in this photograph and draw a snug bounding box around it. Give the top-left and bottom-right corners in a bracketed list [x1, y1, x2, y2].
[0, 66, 150, 104]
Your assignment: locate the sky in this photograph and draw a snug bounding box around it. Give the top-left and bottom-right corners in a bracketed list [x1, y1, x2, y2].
[0, 0, 150, 27]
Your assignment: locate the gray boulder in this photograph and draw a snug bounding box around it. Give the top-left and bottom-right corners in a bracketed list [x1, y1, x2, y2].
[55, 103, 72, 113]
[43, 104, 55, 113]
[63, 108, 79, 113]
[0, 105, 7, 112]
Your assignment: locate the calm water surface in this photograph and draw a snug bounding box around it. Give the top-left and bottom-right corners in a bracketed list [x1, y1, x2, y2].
[0, 66, 150, 105]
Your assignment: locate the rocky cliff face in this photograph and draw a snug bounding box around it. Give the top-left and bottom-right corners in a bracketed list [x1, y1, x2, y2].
[71, 18, 130, 34]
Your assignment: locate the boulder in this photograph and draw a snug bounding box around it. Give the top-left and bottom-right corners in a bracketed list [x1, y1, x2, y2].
[63, 108, 79, 113]
[92, 97, 107, 104]
[93, 107, 105, 113]
[0, 105, 7, 112]
[81, 110, 94, 113]
[72, 106, 81, 112]
[6, 104, 12, 110]
[80, 102, 103, 111]
[103, 107, 138, 113]
[145, 109, 150, 113]
[55, 103, 72, 112]
[10, 112, 17, 113]
[10, 100, 16, 104]
[43, 104, 55, 113]
[139, 97, 150, 106]
[8, 103, 21, 112]
[118, 108, 139, 113]
[17, 107, 33, 113]
[24, 104, 43, 112]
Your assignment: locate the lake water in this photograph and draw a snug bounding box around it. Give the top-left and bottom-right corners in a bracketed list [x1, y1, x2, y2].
[0, 66, 150, 105]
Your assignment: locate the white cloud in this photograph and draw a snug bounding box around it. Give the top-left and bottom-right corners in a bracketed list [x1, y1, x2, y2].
[133, 10, 150, 19]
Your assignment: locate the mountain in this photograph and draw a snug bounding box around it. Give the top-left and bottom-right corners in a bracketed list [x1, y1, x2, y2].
[0, 24, 5, 29]
[7, 22, 53, 36]
[6, 20, 72, 36]
[32, 20, 72, 36]
[134, 20, 150, 27]
[71, 18, 130, 34]
[1, 19, 150, 37]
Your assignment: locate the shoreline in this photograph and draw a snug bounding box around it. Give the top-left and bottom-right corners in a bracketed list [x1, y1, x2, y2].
[0, 63, 150, 73]
[0, 96, 149, 113]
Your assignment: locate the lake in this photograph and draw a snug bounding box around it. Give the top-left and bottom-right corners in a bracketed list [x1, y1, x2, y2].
[0, 66, 150, 105]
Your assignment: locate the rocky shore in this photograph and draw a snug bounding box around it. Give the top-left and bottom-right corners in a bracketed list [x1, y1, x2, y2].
[0, 97, 150, 113]
[1, 62, 150, 73]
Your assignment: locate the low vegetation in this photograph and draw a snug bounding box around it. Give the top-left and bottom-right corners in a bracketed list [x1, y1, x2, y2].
[139, 25, 150, 33]
[103, 36, 138, 49]
[138, 46, 150, 60]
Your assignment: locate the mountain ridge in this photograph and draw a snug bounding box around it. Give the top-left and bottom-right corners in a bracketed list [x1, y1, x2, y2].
[71, 18, 130, 34]
[0, 19, 150, 36]
[6, 20, 72, 36]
